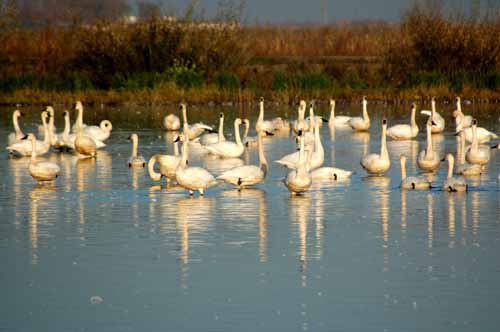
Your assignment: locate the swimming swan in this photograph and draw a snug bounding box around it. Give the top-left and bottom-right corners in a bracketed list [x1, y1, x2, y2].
[360, 119, 390, 175]
[147, 141, 181, 182]
[256, 97, 276, 135]
[387, 103, 419, 140]
[465, 119, 490, 165]
[399, 154, 431, 190]
[174, 133, 218, 196]
[199, 112, 226, 146]
[292, 100, 308, 134]
[7, 110, 25, 145]
[453, 96, 472, 132]
[455, 131, 483, 176]
[57, 111, 106, 150]
[217, 130, 268, 189]
[180, 103, 213, 140]
[421, 97, 445, 134]
[84, 120, 113, 142]
[74, 127, 97, 158]
[128, 133, 146, 168]
[164, 113, 181, 131]
[348, 96, 370, 131]
[285, 132, 312, 194]
[205, 118, 245, 158]
[442, 154, 467, 192]
[328, 99, 351, 127]
[7, 112, 51, 157]
[72, 101, 87, 132]
[417, 119, 440, 172]
[23, 134, 60, 183]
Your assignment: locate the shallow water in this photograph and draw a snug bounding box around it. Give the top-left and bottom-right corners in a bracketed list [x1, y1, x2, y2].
[1, 102, 500, 331]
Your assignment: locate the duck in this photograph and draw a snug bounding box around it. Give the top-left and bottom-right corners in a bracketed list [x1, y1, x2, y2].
[180, 103, 213, 140]
[217, 130, 268, 189]
[465, 119, 490, 165]
[128, 133, 145, 168]
[292, 100, 309, 134]
[348, 96, 370, 131]
[164, 113, 181, 131]
[455, 131, 483, 176]
[7, 111, 51, 157]
[22, 134, 60, 183]
[205, 118, 245, 158]
[199, 112, 225, 146]
[83, 120, 113, 142]
[453, 96, 472, 132]
[174, 132, 218, 196]
[360, 119, 390, 175]
[72, 101, 87, 132]
[399, 154, 432, 190]
[417, 119, 441, 172]
[74, 127, 97, 158]
[256, 97, 276, 135]
[7, 110, 25, 145]
[38, 106, 57, 141]
[285, 132, 312, 194]
[148, 140, 181, 183]
[421, 97, 445, 134]
[387, 103, 419, 140]
[328, 99, 351, 127]
[442, 154, 467, 192]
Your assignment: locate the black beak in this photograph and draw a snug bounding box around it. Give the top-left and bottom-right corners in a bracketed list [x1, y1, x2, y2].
[321, 117, 328, 123]
[20, 112, 25, 116]
[431, 121, 437, 126]
[454, 132, 461, 136]
[127, 135, 132, 140]
[491, 144, 498, 149]
[265, 131, 274, 136]
[174, 136, 180, 143]
[441, 157, 446, 162]
[21, 135, 28, 140]
[297, 130, 303, 136]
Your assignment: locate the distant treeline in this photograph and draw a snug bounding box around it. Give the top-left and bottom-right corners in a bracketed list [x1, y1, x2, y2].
[1, 1, 500, 104]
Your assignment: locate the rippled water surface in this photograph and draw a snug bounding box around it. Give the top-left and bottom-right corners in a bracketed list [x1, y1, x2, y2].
[1, 102, 500, 331]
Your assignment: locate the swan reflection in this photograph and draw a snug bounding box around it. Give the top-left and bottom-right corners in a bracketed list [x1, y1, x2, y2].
[289, 194, 311, 287]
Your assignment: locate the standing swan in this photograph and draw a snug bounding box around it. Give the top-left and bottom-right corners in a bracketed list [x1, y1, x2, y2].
[23, 134, 60, 183]
[387, 103, 419, 140]
[399, 154, 431, 190]
[453, 96, 472, 132]
[442, 154, 467, 192]
[8, 110, 25, 145]
[72, 101, 87, 132]
[466, 119, 490, 165]
[292, 100, 308, 134]
[180, 103, 213, 140]
[417, 119, 440, 172]
[285, 132, 312, 194]
[164, 114, 181, 131]
[128, 134, 145, 168]
[328, 99, 351, 127]
[205, 118, 245, 158]
[421, 97, 445, 134]
[57, 111, 106, 151]
[455, 131, 483, 176]
[217, 130, 268, 189]
[256, 97, 276, 135]
[148, 141, 181, 183]
[7, 112, 51, 157]
[199, 112, 225, 146]
[174, 133, 217, 196]
[74, 127, 97, 158]
[38, 106, 57, 141]
[360, 119, 390, 175]
[348, 96, 370, 131]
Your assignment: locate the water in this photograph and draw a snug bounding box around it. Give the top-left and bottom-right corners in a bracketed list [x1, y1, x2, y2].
[1, 102, 500, 331]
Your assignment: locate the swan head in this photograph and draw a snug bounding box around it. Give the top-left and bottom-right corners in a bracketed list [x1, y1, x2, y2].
[179, 103, 187, 111]
[219, 112, 224, 119]
[299, 100, 306, 109]
[41, 111, 49, 121]
[173, 133, 185, 143]
[472, 118, 477, 126]
[243, 119, 250, 127]
[234, 118, 243, 126]
[45, 106, 55, 116]
[21, 133, 36, 141]
[411, 103, 417, 111]
[443, 153, 454, 163]
[382, 118, 387, 126]
[456, 96, 461, 104]
[100, 120, 113, 132]
[13, 110, 23, 118]
[329, 99, 335, 107]
[259, 96, 264, 103]
[362, 96, 367, 104]
[399, 154, 407, 163]
[74, 101, 83, 111]
[128, 133, 138, 142]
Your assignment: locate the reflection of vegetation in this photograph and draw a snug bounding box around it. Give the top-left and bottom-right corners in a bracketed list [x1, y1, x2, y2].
[1, 1, 500, 104]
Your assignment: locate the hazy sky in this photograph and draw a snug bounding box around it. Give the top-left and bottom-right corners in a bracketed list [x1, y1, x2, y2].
[150, 0, 481, 23]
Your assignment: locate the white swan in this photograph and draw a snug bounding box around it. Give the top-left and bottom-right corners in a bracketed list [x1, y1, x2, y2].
[275, 120, 324, 170]
[328, 99, 351, 127]
[84, 120, 112, 142]
[7, 110, 25, 145]
[74, 127, 97, 158]
[128, 133, 146, 168]
[148, 141, 181, 182]
[387, 103, 419, 140]
[72, 101, 87, 132]
[242, 119, 257, 146]
[292, 100, 309, 134]
[199, 112, 225, 146]
[466, 119, 490, 165]
[38, 106, 57, 141]
[417, 119, 440, 172]
[348, 96, 370, 131]
[7, 112, 51, 157]
[256, 97, 276, 135]
[22, 134, 60, 183]
[205, 118, 245, 158]
[285, 133, 312, 194]
[164, 113, 181, 131]
[217, 130, 268, 188]
[271, 117, 290, 131]
[306, 101, 324, 129]
[442, 154, 467, 192]
[57, 111, 106, 150]
[421, 97, 445, 134]
[361, 119, 390, 175]
[455, 131, 483, 176]
[458, 126, 497, 144]
[174, 133, 218, 196]
[310, 161, 353, 181]
[180, 103, 213, 140]
[453, 96, 472, 132]
[399, 154, 431, 190]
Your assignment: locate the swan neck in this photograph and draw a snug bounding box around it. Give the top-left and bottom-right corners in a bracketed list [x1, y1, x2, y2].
[148, 156, 162, 181]
[180, 135, 189, 168]
[42, 116, 50, 144]
[380, 124, 388, 159]
[234, 121, 242, 146]
[259, 101, 264, 121]
[30, 136, 37, 161]
[410, 107, 417, 129]
[471, 123, 478, 148]
[132, 138, 138, 157]
[182, 107, 188, 126]
[363, 102, 369, 121]
[218, 116, 225, 141]
[400, 158, 407, 180]
[257, 133, 268, 174]
[314, 124, 323, 153]
[243, 122, 249, 139]
[173, 141, 179, 156]
[426, 124, 433, 156]
[63, 114, 70, 136]
[447, 157, 454, 179]
[329, 103, 335, 122]
[77, 106, 83, 128]
[13, 113, 22, 135]
[298, 106, 305, 121]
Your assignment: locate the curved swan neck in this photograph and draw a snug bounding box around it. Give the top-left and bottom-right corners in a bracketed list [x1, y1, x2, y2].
[148, 156, 162, 181]
[380, 123, 388, 159]
[410, 106, 417, 129]
[13, 112, 22, 135]
[243, 121, 250, 139]
[447, 156, 454, 179]
[218, 115, 225, 141]
[257, 133, 268, 174]
[400, 157, 407, 180]
[234, 120, 242, 146]
[42, 115, 50, 144]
